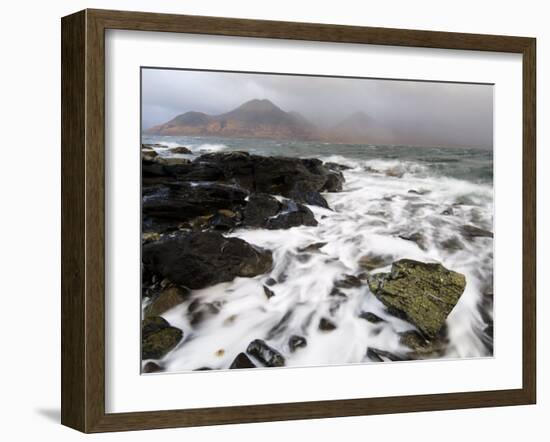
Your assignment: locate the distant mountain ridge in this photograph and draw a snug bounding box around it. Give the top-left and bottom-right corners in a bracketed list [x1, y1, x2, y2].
[146, 99, 318, 141]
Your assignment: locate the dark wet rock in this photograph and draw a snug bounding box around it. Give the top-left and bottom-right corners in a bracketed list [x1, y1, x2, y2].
[143, 143, 168, 149]
[243, 193, 281, 227]
[142, 232, 162, 244]
[325, 162, 352, 171]
[288, 335, 307, 352]
[242, 193, 318, 229]
[329, 287, 347, 298]
[142, 316, 183, 359]
[142, 361, 163, 373]
[168, 146, 192, 154]
[359, 311, 385, 324]
[144, 285, 189, 318]
[246, 339, 285, 367]
[288, 188, 329, 208]
[334, 274, 363, 289]
[319, 317, 337, 331]
[208, 213, 237, 232]
[142, 182, 248, 223]
[265, 200, 317, 229]
[195, 367, 213, 371]
[263, 285, 275, 299]
[142, 148, 159, 161]
[441, 207, 454, 216]
[188, 300, 223, 326]
[398, 232, 427, 251]
[399, 330, 448, 359]
[143, 232, 273, 289]
[265, 277, 277, 287]
[298, 242, 327, 253]
[439, 236, 464, 252]
[141, 158, 197, 181]
[460, 224, 493, 239]
[408, 189, 430, 195]
[321, 171, 345, 193]
[192, 152, 343, 208]
[358, 254, 392, 271]
[367, 347, 404, 362]
[367, 259, 466, 337]
[366, 348, 384, 362]
[142, 316, 170, 337]
[230, 352, 256, 369]
[454, 195, 476, 206]
[154, 157, 192, 166]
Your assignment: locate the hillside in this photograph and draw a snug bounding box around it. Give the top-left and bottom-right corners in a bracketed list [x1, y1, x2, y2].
[146, 99, 318, 141]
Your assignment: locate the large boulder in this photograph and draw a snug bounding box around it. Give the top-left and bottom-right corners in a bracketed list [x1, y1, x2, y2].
[243, 193, 282, 227]
[190, 152, 343, 208]
[143, 182, 248, 222]
[367, 259, 466, 337]
[142, 232, 273, 289]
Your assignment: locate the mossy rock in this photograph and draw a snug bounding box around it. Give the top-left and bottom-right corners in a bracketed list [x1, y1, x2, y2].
[142, 316, 183, 360]
[144, 286, 189, 318]
[368, 259, 466, 337]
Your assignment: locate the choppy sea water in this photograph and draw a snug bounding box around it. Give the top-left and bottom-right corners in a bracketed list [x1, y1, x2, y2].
[142, 135, 494, 372]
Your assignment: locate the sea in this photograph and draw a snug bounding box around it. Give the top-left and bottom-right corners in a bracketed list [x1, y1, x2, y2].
[142, 134, 494, 372]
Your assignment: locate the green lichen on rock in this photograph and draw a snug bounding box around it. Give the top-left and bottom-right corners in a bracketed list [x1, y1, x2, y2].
[142, 316, 183, 360]
[144, 286, 189, 318]
[367, 259, 466, 337]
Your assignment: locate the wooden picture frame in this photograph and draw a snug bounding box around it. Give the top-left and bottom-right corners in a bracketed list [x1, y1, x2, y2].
[61, 8, 536, 433]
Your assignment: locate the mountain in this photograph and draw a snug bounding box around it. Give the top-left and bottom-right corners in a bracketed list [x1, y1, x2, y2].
[146, 99, 318, 141]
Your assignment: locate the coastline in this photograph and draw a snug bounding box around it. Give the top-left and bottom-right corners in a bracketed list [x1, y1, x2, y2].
[140, 137, 494, 373]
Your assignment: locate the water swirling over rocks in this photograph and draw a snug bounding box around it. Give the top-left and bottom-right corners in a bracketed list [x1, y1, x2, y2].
[140, 138, 493, 373]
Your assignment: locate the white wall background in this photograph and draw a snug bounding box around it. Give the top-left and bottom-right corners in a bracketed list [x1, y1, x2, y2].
[0, 0, 546, 440]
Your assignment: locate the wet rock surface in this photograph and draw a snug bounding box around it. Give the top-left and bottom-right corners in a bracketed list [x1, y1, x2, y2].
[366, 347, 403, 362]
[144, 285, 189, 318]
[142, 361, 163, 373]
[460, 224, 494, 239]
[246, 339, 285, 367]
[142, 232, 273, 289]
[399, 330, 448, 359]
[359, 311, 385, 324]
[319, 317, 337, 331]
[142, 316, 183, 360]
[230, 352, 256, 369]
[367, 259, 466, 337]
[288, 335, 307, 352]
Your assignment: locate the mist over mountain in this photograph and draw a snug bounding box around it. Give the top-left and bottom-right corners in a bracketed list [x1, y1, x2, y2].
[146, 98, 436, 146]
[142, 69, 494, 149]
[147, 99, 319, 141]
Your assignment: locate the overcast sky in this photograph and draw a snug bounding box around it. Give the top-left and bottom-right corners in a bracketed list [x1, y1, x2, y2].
[141, 68, 493, 149]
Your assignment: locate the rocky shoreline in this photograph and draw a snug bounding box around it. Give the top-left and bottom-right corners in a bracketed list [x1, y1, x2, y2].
[141, 144, 479, 371]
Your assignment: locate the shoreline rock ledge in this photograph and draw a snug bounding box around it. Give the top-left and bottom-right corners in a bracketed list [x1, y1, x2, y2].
[142, 231, 273, 290]
[367, 259, 466, 337]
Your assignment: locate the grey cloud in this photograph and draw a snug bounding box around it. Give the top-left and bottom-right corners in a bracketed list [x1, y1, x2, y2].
[141, 68, 493, 149]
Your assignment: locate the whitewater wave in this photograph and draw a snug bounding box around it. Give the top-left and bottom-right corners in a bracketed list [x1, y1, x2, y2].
[156, 161, 493, 372]
[195, 143, 229, 153]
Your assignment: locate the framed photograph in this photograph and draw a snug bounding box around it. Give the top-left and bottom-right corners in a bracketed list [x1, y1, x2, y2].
[61, 9, 536, 433]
